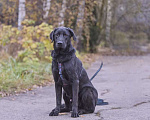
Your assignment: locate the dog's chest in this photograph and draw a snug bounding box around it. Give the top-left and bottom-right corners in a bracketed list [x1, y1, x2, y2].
[58, 63, 73, 97]
[57, 63, 71, 85]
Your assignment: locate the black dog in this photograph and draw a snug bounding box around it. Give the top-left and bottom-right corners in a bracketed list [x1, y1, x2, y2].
[49, 27, 98, 118]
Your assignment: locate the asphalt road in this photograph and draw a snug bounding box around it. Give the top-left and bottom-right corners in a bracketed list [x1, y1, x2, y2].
[0, 55, 150, 120]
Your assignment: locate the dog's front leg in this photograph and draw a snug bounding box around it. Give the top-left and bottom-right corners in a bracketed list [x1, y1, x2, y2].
[71, 80, 79, 118]
[49, 83, 62, 116]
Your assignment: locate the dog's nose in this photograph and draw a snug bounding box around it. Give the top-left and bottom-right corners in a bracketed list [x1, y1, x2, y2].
[57, 41, 63, 45]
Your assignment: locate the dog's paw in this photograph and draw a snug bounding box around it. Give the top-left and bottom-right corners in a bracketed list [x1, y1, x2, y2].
[71, 111, 79, 118]
[49, 109, 59, 116]
[78, 110, 84, 115]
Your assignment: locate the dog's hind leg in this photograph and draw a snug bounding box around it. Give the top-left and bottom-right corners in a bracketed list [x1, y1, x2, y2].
[60, 91, 72, 112]
[78, 87, 98, 114]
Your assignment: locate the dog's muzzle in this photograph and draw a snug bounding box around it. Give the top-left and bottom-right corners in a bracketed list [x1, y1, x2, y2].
[56, 41, 66, 49]
[57, 41, 63, 47]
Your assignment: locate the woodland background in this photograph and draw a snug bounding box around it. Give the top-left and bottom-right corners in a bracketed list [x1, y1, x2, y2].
[0, 0, 150, 96]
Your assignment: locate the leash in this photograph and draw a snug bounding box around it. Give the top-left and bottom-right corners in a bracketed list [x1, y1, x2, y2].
[58, 62, 103, 84]
[97, 99, 108, 105]
[89, 62, 108, 106]
[90, 62, 103, 81]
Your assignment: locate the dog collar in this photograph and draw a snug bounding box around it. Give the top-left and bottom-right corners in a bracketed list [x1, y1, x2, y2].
[51, 49, 76, 63]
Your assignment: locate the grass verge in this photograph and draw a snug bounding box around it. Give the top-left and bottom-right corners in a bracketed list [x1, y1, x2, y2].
[0, 53, 99, 97]
[0, 57, 52, 97]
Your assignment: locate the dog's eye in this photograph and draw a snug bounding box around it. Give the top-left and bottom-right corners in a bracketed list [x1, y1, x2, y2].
[64, 34, 68, 37]
[55, 34, 59, 37]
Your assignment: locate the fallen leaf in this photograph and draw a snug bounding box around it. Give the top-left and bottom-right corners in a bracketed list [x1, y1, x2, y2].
[59, 113, 68, 115]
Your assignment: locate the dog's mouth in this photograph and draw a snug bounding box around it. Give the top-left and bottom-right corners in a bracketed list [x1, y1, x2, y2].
[56, 45, 63, 49]
[56, 46, 66, 51]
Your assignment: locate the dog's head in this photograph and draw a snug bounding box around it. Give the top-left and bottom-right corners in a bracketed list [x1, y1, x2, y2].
[50, 27, 76, 50]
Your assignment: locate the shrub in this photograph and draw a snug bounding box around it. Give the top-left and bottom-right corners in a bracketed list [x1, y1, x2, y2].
[0, 22, 53, 63]
[133, 32, 148, 45]
[22, 19, 36, 26]
[113, 31, 130, 49]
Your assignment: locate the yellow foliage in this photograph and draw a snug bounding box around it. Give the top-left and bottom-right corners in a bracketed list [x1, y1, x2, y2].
[31, 43, 37, 49]
[0, 22, 53, 63]
[0, 0, 18, 25]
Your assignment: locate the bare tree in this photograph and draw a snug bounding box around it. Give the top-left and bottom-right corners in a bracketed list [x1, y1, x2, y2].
[76, 0, 85, 51]
[43, 0, 51, 20]
[96, 0, 107, 44]
[18, 0, 26, 30]
[58, 0, 67, 26]
[105, 0, 113, 47]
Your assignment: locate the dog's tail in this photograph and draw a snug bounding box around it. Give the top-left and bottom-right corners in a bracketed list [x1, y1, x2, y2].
[90, 62, 103, 81]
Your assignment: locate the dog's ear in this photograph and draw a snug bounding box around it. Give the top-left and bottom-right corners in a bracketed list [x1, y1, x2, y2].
[50, 31, 54, 42]
[50, 28, 58, 42]
[67, 28, 77, 41]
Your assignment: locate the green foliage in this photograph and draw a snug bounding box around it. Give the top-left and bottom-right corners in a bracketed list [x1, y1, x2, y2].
[112, 31, 149, 52]
[0, 25, 19, 45]
[0, 56, 52, 95]
[127, 32, 148, 48]
[22, 19, 36, 26]
[89, 25, 101, 52]
[113, 31, 130, 48]
[131, 32, 148, 45]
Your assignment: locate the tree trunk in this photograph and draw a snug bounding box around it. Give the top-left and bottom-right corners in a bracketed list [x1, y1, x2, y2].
[43, 0, 51, 20]
[97, 0, 106, 43]
[76, 0, 85, 51]
[58, 0, 67, 26]
[18, 0, 26, 30]
[105, 0, 113, 48]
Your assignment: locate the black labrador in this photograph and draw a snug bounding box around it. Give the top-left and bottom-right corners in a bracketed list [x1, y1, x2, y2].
[49, 27, 98, 118]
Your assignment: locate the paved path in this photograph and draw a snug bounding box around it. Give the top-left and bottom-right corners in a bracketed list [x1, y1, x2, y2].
[0, 55, 150, 120]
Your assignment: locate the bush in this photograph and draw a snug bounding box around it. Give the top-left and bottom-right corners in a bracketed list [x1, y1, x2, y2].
[0, 22, 54, 96]
[113, 31, 130, 49]
[132, 32, 148, 45]
[0, 22, 53, 62]
[22, 19, 36, 26]
[134, 32, 148, 40]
